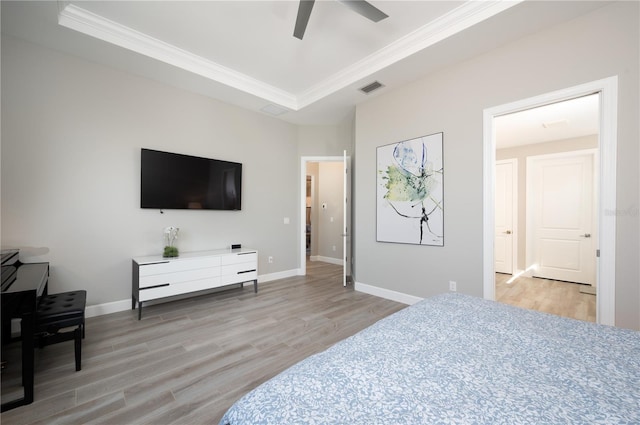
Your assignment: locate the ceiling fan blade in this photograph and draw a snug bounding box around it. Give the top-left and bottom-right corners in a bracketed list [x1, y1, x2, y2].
[293, 0, 315, 40]
[337, 0, 388, 22]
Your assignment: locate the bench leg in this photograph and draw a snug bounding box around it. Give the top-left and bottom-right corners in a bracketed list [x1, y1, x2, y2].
[74, 327, 82, 371]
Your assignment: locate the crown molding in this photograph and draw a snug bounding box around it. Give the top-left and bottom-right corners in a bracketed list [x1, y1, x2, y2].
[57, 3, 299, 110]
[297, 0, 522, 108]
[58, 1, 521, 113]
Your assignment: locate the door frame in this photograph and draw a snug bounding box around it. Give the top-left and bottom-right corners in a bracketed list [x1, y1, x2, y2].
[495, 158, 518, 276]
[300, 156, 346, 276]
[483, 76, 618, 326]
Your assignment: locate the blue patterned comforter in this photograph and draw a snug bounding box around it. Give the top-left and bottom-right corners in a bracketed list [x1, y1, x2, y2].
[220, 293, 640, 424]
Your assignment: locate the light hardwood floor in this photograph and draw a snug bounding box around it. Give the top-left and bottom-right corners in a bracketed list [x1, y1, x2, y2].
[495, 273, 596, 323]
[1, 261, 405, 425]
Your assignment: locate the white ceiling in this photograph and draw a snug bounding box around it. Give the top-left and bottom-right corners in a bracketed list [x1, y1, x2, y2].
[495, 94, 600, 149]
[1, 1, 609, 126]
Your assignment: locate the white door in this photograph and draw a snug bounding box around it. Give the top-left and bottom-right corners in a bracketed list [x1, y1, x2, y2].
[495, 160, 516, 274]
[343, 151, 351, 286]
[528, 152, 595, 285]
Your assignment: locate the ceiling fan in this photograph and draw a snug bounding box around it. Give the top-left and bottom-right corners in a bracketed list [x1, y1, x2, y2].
[294, 0, 389, 40]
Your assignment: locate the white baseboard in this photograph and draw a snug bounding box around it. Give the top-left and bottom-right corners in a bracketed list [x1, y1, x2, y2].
[86, 299, 132, 318]
[354, 281, 423, 305]
[88, 272, 419, 319]
[85, 270, 300, 318]
[310, 256, 344, 266]
[258, 269, 299, 283]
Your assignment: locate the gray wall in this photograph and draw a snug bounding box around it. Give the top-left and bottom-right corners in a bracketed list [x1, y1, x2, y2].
[0, 36, 303, 306]
[1, 35, 354, 308]
[354, 2, 639, 329]
[305, 162, 345, 263]
[317, 162, 344, 262]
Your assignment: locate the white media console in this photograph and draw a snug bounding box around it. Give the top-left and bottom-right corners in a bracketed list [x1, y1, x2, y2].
[132, 248, 258, 319]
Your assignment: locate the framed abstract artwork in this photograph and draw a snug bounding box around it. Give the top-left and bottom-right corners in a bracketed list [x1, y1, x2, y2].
[376, 132, 444, 246]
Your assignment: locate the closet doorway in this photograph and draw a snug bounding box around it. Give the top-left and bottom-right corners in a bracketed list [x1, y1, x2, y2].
[300, 154, 351, 286]
[483, 77, 618, 326]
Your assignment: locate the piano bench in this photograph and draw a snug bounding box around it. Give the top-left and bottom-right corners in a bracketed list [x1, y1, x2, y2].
[35, 290, 86, 372]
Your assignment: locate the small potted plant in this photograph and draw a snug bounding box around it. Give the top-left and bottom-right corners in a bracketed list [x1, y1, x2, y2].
[163, 226, 180, 257]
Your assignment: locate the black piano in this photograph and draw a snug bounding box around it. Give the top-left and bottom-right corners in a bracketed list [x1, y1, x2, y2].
[1, 249, 49, 412]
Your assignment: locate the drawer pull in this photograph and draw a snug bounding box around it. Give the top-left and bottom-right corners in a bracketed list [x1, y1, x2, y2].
[140, 283, 170, 290]
[237, 269, 257, 274]
[238, 252, 256, 256]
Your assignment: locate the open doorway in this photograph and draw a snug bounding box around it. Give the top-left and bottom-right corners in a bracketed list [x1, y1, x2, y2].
[483, 76, 618, 326]
[300, 155, 351, 286]
[493, 95, 599, 321]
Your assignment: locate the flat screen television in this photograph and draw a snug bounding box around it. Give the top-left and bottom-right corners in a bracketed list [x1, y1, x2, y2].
[140, 148, 242, 210]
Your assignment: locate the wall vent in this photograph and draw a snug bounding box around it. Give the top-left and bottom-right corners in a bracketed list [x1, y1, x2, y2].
[359, 81, 384, 94]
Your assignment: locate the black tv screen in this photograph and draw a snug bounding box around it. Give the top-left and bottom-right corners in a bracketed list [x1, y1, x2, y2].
[140, 148, 242, 210]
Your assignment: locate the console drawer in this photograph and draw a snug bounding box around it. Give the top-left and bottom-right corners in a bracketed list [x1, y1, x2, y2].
[221, 262, 256, 276]
[221, 252, 257, 265]
[139, 276, 222, 301]
[139, 266, 220, 288]
[221, 270, 257, 285]
[139, 256, 221, 276]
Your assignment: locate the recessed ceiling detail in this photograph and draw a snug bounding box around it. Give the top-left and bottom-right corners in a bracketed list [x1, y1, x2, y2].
[57, 1, 522, 113]
[293, 0, 389, 40]
[57, 3, 297, 109]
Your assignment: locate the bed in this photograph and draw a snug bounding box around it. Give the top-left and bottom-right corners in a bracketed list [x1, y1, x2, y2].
[220, 293, 640, 424]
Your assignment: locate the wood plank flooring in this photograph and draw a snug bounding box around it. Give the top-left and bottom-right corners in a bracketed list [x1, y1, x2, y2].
[1, 261, 405, 425]
[495, 273, 596, 323]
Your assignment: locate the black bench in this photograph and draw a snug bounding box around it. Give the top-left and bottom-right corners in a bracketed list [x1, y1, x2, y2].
[36, 290, 86, 371]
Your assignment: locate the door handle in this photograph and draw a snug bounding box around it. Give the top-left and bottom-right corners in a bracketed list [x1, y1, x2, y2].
[503, 230, 512, 234]
[580, 233, 591, 238]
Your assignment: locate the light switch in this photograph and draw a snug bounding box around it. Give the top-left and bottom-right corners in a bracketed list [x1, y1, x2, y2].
[283, 217, 290, 224]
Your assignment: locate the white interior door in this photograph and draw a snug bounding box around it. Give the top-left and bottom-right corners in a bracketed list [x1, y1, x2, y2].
[343, 151, 351, 286]
[528, 151, 596, 285]
[495, 160, 515, 274]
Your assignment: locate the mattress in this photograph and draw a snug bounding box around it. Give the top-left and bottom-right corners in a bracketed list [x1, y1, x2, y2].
[220, 293, 640, 424]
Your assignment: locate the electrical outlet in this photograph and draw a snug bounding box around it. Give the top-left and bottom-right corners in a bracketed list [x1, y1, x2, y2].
[332, 245, 336, 251]
[449, 281, 457, 292]
[268, 256, 273, 263]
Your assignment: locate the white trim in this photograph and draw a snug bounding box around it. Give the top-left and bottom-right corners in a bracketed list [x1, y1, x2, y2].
[58, 1, 521, 111]
[85, 299, 131, 318]
[343, 150, 348, 287]
[258, 269, 299, 283]
[58, 4, 297, 110]
[354, 281, 423, 306]
[483, 76, 618, 326]
[297, 1, 523, 108]
[311, 256, 344, 266]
